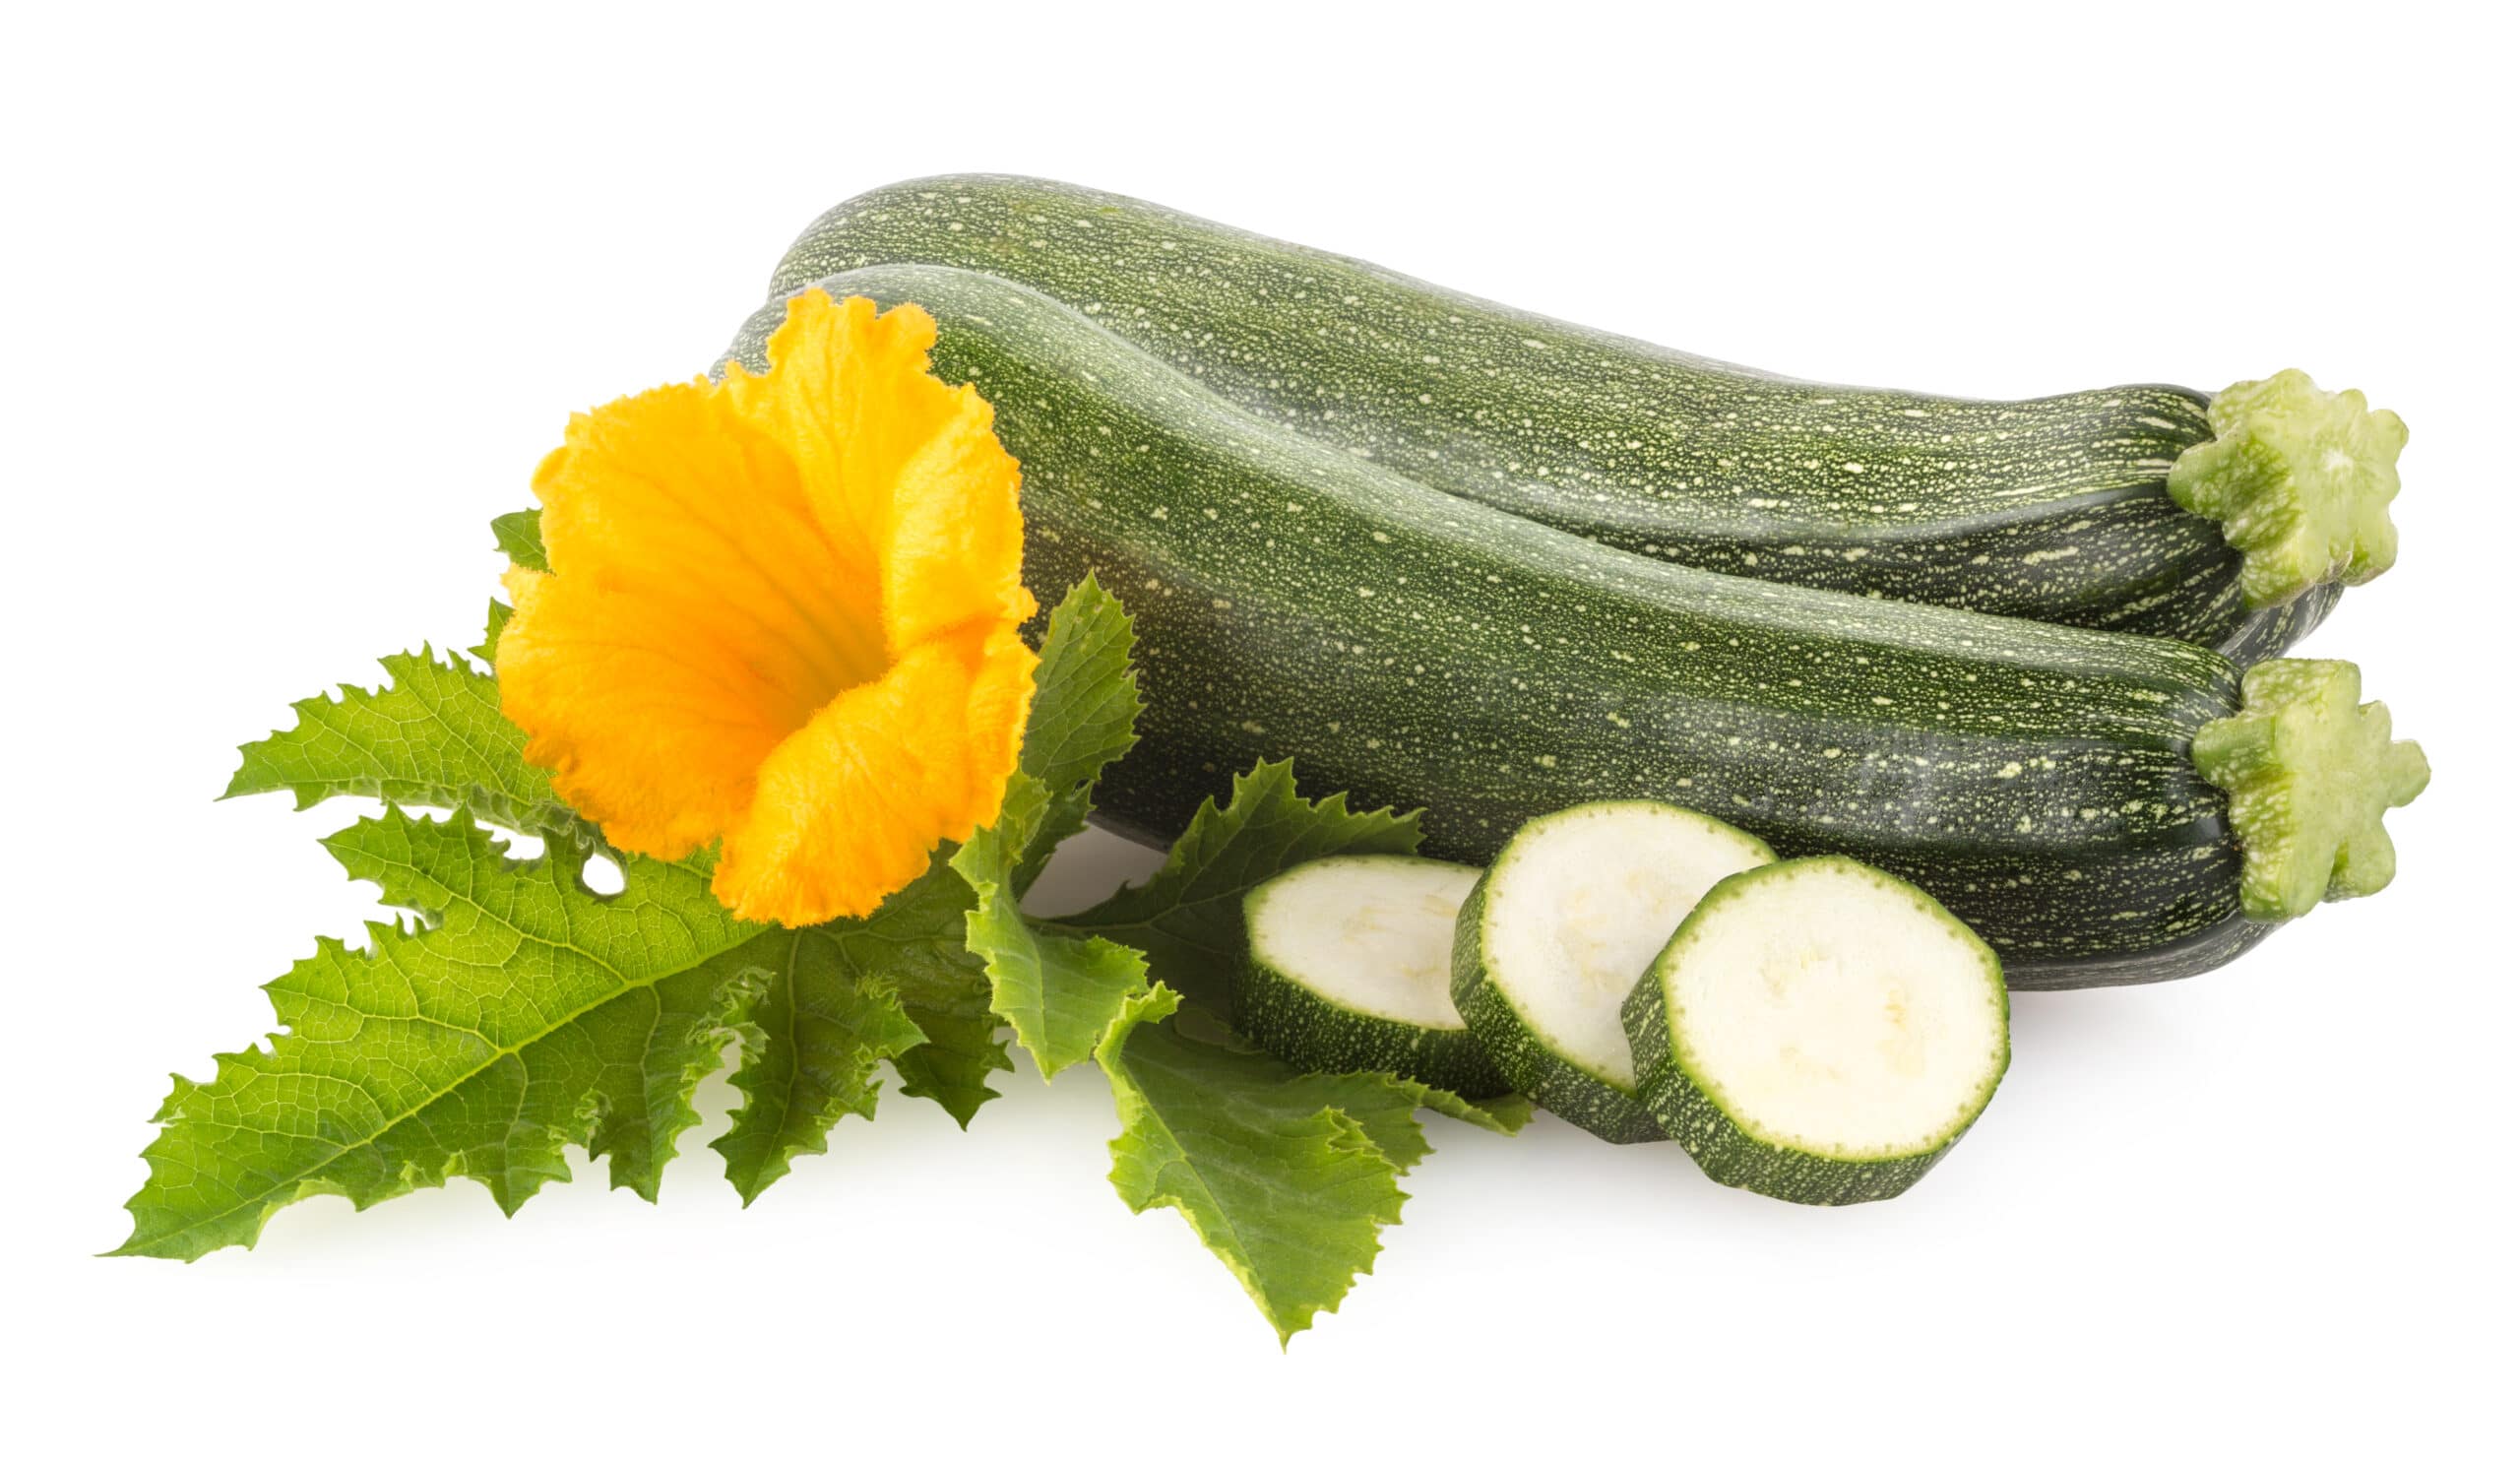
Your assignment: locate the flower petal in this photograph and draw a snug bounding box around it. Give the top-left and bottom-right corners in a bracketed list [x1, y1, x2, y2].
[887, 390, 1033, 653]
[495, 563, 762, 858]
[538, 380, 887, 710]
[499, 288, 1040, 918]
[714, 629, 1040, 924]
[958, 622, 1041, 830]
[724, 291, 1030, 656]
[496, 380, 887, 859]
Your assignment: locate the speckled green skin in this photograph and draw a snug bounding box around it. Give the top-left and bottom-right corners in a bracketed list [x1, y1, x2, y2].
[1449, 870, 1666, 1144]
[1232, 943, 1508, 1099]
[727, 268, 2297, 988]
[1619, 858, 2010, 1206]
[764, 175, 2337, 663]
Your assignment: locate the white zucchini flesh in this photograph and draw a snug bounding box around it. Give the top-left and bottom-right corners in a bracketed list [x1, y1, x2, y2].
[1234, 855, 1504, 1094]
[1248, 857, 1480, 1028]
[1479, 802, 1777, 1090]
[1450, 800, 1776, 1142]
[1626, 856, 2009, 1204]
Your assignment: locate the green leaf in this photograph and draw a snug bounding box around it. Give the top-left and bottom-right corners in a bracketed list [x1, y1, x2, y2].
[860, 861, 1011, 1127]
[476, 599, 513, 665]
[953, 775, 1150, 1079]
[491, 508, 547, 571]
[223, 646, 572, 837]
[1054, 759, 1421, 1007]
[117, 810, 769, 1260]
[712, 578, 1140, 1140]
[1162, 1003, 1534, 1166]
[1015, 573, 1143, 889]
[1099, 985, 1409, 1347]
[714, 848, 1008, 1205]
[712, 927, 928, 1205]
[1418, 1087, 1536, 1137]
[1288, 1074, 1530, 1167]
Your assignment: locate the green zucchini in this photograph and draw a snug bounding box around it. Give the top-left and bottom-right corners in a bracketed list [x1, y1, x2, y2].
[1451, 801, 1774, 1142]
[724, 266, 2427, 989]
[1620, 856, 2010, 1205]
[764, 175, 2404, 662]
[1232, 854, 1504, 1096]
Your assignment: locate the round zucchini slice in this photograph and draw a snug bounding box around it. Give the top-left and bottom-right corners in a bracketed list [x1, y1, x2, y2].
[1622, 856, 2010, 1204]
[1233, 854, 1505, 1096]
[1452, 801, 1776, 1142]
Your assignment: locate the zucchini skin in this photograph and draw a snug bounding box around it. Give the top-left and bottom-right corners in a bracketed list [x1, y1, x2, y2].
[726, 267, 2275, 989]
[1449, 872, 1665, 1144]
[1232, 946, 1509, 1099]
[765, 175, 2333, 663]
[1619, 976, 1946, 1204]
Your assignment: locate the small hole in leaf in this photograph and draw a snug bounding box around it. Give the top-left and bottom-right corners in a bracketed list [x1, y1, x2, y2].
[580, 851, 625, 897]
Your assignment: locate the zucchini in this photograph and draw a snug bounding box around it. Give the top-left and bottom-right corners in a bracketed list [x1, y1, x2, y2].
[764, 175, 2404, 661]
[1233, 854, 1504, 1096]
[1451, 801, 1774, 1142]
[724, 267, 2427, 989]
[1620, 856, 2009, 1205]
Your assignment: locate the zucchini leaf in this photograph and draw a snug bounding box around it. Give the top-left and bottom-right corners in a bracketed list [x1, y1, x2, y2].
[168, 583, 1054, 1219]
[929, 586, 1512, 1340]
[717, 846, 1008, 1188]
[953, 773, 1152, 1079]
[476, 598, 513, 664]
[944, 575, 1151, 1077]
[152, 568, 1516, 1343]
[712, 569, 1157, 1168]
[118, 810, 772, 1259]
[1163, 1003, 1536, 1152]
[1053, 759, 1420, 1007]
[1100, 986, 1441, 1347]
[962, 796, 1511, 1338]
[713, 923, 929, 1204]
[1013, 572, 1142, 891]
[1414, 1084, 1536, 1137]
[490, 508, 547, 571]
[223, 645, 573, 838]
[845, 856, 1009, 1129]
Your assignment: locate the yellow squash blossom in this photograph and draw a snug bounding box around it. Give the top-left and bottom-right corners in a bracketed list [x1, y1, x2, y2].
[496, 290, 1038, 925]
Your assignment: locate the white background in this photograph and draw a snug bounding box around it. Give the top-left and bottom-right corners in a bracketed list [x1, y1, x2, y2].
[5, 3, 2512, 1455]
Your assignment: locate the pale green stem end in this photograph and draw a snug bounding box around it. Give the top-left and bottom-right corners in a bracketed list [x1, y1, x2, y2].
[2168, 370, 2407, 609]
[2193, 659, 2429, 921]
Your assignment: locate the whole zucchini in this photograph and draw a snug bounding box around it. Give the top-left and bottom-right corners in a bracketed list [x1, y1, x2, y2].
[766, 175, 2407, 664]
[724, 267, 2427, 989]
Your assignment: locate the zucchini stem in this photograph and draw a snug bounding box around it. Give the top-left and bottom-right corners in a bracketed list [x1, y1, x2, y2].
[2193, 660, 2428, 921]
[2168, 370, 2407, 608]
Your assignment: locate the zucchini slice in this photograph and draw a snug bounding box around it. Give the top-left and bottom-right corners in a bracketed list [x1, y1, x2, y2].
[1622, 856, 2009, 1204]
[1233, 854, 1506, 1096]
[1453, 802, 1775, 1142]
